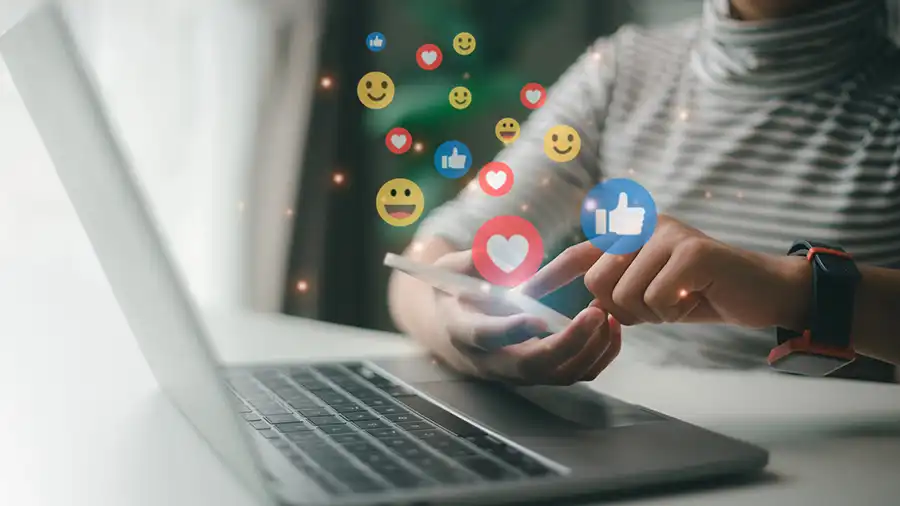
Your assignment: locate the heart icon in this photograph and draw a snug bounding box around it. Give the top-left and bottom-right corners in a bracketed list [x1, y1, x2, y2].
[391, 135, 407, 149]
[525, 90, 542, 104]
[485, 170, 507, 190]
[486, 235, 529, 273]
[421, 51, 437, 65]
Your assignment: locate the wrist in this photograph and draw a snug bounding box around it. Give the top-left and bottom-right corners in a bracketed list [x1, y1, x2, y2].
[773, 254, 813, 332]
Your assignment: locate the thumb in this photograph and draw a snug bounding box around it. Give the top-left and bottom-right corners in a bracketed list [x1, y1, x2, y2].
[615, 192, 629, 210]
[451, 147, 459, 156]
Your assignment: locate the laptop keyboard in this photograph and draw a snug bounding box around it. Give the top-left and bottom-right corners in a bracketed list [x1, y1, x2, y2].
[227, 363, 559, 495]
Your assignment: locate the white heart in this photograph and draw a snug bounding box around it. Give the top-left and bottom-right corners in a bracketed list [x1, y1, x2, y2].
[525, 89, 542, 104]
[391, 134, 407, 149]
[421, 51, 437, 65]
[486, 235, 529, 273]
[485, 170, 507, 190]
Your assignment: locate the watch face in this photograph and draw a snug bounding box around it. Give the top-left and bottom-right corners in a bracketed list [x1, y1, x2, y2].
[770, 352, 852, 377]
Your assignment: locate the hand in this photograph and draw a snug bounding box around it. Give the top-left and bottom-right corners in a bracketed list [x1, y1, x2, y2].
[442, 148, 468, 170]
[426, 251, 622, 385]
[520, 215, 809, 329]
[368, 35, 384, 48]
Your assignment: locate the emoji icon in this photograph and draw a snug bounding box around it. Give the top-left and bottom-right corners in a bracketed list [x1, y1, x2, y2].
[433, 141, 472, 178]
[520, 83, 546, 109]
[385, 127, 412, 154]
[416, 44, 443, 71]
[495, 118, 520, 144]
[478, 162, 514, 197]
[357, 71, 395, 109]
[366, 32, 386, 52]
[453, 32, 476, 55]
[580, 178, 657, 254]
[376, 178, 425, 227]
[472, 216, 544, 287]
[449, 86, 472, 110]
[543, 125, 581, 162]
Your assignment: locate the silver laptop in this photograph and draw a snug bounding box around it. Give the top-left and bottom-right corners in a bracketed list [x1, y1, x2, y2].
[0, 5, 768, 505]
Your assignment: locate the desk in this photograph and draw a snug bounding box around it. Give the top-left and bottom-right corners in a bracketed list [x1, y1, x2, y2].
[2, 104, 900, 506]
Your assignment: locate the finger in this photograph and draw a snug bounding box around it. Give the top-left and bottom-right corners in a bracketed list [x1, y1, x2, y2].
[551, 313, 611, 385]
[445, 308, 547, 351]
[516, 241, 601, 299]
[433, 249, 476, 274]
[610, 240, 671, 324]
[583, 246, 641, 325]
[506, 306, 605, 381]
[644, 253, 711, 323]
[580, 313, 623, 381]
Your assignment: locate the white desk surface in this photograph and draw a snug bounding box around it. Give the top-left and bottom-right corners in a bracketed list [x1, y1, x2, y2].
[2, 108, 900, 506]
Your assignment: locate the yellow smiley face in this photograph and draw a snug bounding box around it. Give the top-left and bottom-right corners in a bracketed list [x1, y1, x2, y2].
[453, 32, 476, 55]
[495, 118, 520, 144]
[543, 125, 581, 162]
[357, 71, 395, 109]
[449, 86, 472, 110]
[376, 178, 424, 227]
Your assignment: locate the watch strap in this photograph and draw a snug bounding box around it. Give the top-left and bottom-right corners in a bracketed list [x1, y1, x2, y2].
[776, 240, 860, 349]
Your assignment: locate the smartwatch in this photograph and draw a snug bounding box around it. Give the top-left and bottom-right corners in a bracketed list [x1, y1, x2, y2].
[768, 240, 860, 377]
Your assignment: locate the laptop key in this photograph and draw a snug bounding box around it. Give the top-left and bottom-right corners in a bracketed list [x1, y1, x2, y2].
[409, 429, 442, 440]
[353, 419, 388, 431]
[342, 411, 377, 422]
[330, 434, 366, 445]
[360, 397, 391, 408]
[424, 435, 477, 457]
[399, 396, 480, 436]
[386, 413, 422, 424]
[457, 457, 518, 481]
[296, 408, 331, 418]
[307, 415, 345, 426]
[373, 405, 407, 415]
[413, 457, 479, 484]
[320, 424, 356, 436]
[250, 421, 271, 430]
[242, 412, 262, 421]
[367, 428, 400, 439]
[258, 429, 281, 439]
[266, 414, 299, 424]
[396, 420, 432, 431]
[332, 404, 363, 414]
[316, 392, 350, 405]
[277, 422, 314, 433]
[258, 406, 291, 416]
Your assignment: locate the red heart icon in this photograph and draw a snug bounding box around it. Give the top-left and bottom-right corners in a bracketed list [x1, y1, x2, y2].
[385, 127, 412, 154]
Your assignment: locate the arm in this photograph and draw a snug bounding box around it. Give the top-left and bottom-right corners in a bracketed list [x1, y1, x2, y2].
[520, 215, 900, 368]
[779, 259, 900, 366]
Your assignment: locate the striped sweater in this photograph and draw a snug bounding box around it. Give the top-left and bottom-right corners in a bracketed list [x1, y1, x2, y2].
[416, 0, 900, 368]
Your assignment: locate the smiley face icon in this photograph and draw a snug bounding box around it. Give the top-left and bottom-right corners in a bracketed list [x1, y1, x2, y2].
[449, 86, 472, 110]
[357, 71, 395, 109]
[453, 32, 476, 55]
[544, 125, 581, 162]
[376, 178, 424, 227]
[495, 118, 520, 144]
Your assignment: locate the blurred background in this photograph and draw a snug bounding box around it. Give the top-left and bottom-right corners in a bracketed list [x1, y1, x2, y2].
[1, 0, 704, 335]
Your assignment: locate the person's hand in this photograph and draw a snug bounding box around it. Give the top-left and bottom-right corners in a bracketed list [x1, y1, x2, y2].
[519, 215, 809, 330]
[427, 250, 622, 385]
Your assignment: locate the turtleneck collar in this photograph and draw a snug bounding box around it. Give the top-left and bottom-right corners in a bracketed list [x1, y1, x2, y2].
[691, 0, 889, 97]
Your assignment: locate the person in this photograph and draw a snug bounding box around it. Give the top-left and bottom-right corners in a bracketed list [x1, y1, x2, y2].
[387, 0, 900, 384]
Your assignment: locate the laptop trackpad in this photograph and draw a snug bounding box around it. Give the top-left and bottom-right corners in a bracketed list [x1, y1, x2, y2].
[412, 380, 657, 437]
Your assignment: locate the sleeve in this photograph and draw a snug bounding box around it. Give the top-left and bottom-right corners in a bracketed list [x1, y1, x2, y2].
[414, 35, 619, 253]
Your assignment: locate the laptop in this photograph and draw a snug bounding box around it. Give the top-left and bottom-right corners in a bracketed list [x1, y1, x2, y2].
[0, 4, 768, 505]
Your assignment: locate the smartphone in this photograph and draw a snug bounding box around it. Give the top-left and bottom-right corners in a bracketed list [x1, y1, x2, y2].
[384, 252, 572, 334]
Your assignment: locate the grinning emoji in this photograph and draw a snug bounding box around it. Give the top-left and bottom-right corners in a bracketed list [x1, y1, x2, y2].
[376, 178, 424, 227]
[495, 118, 521, 144]
[357, 71, 395, 109]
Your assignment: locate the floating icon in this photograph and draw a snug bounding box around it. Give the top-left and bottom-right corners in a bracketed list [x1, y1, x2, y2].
[453, 32, 476, 55]
[385, 127, 412, 154]
[520, 83, 546, 109]
[449, 86, 472, 110]
[376, 178, 424, 227]
[366, 32, 386, 52]
[416, 44, 443, 71]
[472, 216, 543, 287]
[580, 179, 658, 255]
[357, 71, 395, 109]
[495, 118, 520, 144]
[543, 125, 581, 162]
[478, 162, 514, 197]
[433, 141, 472, 178]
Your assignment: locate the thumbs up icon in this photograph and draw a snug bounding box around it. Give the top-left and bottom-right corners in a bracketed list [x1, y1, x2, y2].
[595, 192, 645, 236]
[441, 147, 468, 170]
[369, 35, 383, 48]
